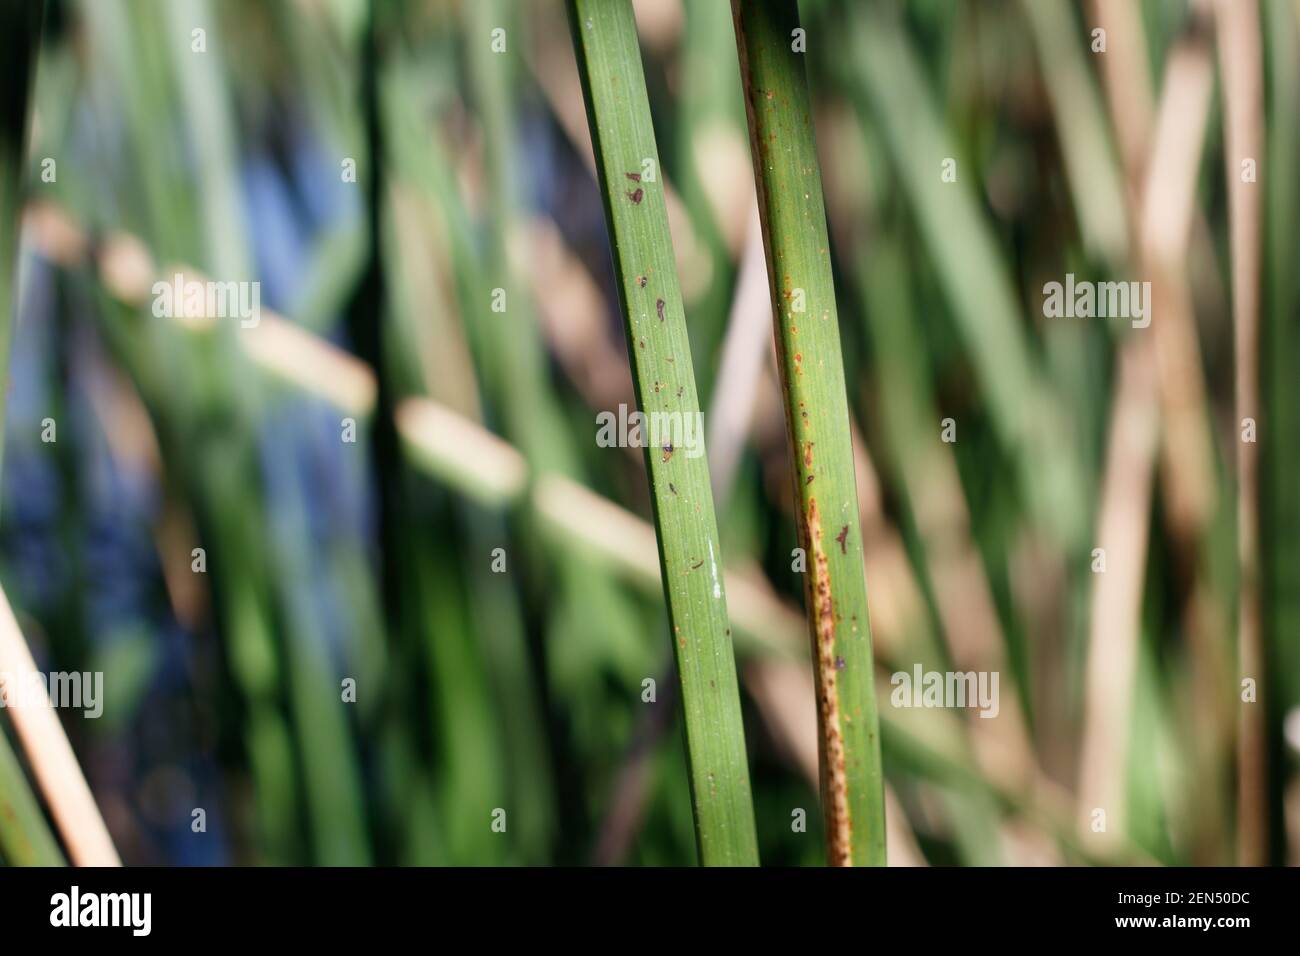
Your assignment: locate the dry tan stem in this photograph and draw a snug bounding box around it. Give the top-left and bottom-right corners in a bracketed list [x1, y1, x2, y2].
[1214, 0, 1266, 866]
[0, 588, 120, 865]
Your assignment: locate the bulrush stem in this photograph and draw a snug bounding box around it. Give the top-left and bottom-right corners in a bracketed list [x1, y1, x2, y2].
[731, 0, 886, 865]
[568, 0, 759, 865]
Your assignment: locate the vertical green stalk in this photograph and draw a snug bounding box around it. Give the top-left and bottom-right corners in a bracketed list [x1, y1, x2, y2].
[0, 0, 44, 470]
[568, 0, 758, 866]
[1263, 0, 1300, 866]
[731, 0, 885, 865]
[0, 0, 62, 867]
[463, 0, 564, 859]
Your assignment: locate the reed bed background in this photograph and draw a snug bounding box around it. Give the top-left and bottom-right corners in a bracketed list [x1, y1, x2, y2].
[0, 0, 1295, 867]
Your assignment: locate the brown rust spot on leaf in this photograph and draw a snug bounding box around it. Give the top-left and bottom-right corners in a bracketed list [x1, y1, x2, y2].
[625, 171, 641, 181]
[656, 298, 666, 322]
[806, 497, 852, 865]
[627, 188, 644, 204]
[836, 525, 849, 555]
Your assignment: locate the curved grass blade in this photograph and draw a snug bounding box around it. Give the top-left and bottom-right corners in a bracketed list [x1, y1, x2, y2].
[730, 0, 885, 866]
[568, 0, 758, 866]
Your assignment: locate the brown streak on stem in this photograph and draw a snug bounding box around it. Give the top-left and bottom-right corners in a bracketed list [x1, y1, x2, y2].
[806, 497, 851, 865]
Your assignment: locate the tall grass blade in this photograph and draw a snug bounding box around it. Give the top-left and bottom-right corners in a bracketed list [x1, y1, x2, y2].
[568, 0, 759, 866]
[1262, 0, 1300, 866]
[0, 0, 65, 867]
[0, 0, 121, 866]
[730, 0, 885, 866]
[0, 0, 45, 465]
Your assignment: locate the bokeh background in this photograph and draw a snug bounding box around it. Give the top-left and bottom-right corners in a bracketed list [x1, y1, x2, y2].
[0, 0, 1296, 866]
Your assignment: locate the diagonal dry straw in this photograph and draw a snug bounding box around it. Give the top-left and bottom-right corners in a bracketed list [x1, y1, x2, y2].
[0, 591, 121, 866]
[567, 0, 759, 865]
[731, 0, 885, 865]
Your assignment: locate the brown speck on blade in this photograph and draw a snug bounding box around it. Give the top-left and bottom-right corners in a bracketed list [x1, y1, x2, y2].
[662, 442, 674, 463]
[625, 171, 641, 181]
[627, 188, 644, 204]
[836, 525, 849, 555]
[656, 298, 666, 321]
